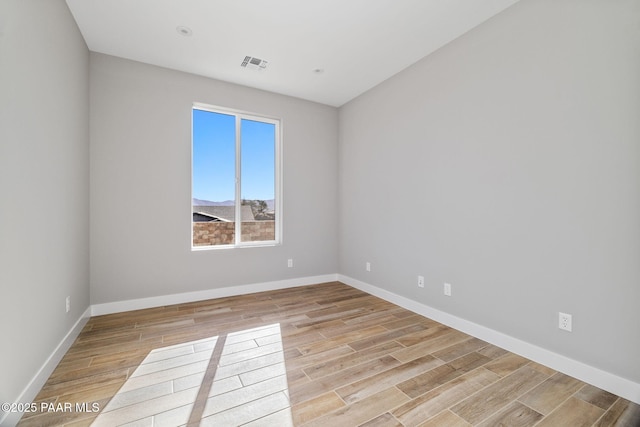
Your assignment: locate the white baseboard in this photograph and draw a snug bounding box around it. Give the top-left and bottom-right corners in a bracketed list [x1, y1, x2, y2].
[2, 275, 338, 427]
[5, 272, 636, 427]
[339, 274, 640, 406]
[91, 274, 339, 316]
[1, 307, 91, 427]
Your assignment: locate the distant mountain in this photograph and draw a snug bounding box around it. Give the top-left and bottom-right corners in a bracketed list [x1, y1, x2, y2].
[192, 198, 234, 206]
[262, 199, 275, 211]
[193, 198, 275, 210]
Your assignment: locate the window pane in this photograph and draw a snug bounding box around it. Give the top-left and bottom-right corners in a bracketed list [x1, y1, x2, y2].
[192, 109, 236, 246]
[240, 118, 276, 242]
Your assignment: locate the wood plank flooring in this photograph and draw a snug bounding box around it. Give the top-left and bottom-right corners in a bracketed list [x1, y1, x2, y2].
[17, 282, 640, 426]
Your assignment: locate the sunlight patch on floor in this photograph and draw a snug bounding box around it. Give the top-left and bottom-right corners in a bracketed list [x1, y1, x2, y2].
[91, 324, 293, 426]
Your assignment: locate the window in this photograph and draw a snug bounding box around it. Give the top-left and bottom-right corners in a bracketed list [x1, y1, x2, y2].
[192, 104, 281, 248]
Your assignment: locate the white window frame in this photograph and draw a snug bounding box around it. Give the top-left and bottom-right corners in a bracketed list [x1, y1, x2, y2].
[191, 103, 282, 249]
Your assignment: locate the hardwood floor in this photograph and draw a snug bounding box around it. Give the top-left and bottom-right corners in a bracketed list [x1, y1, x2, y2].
[17, 282, 640, 426]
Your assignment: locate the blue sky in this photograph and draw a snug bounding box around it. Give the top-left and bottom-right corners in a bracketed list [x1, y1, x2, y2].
[192, 109, 275, 202]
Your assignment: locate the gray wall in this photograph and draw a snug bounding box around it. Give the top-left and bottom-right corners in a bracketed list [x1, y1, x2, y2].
[2, 0, 638, 410]
[0, 0, 90, 407]
[339, 0, 640, 383]
[90, 53, 338, 304]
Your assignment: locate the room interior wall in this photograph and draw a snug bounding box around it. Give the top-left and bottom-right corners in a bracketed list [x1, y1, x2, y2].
[0, 0, 90, 415]
[338, 0, 640, 386]
[3, 0, 640, 419]
[89, 53, 339, 305]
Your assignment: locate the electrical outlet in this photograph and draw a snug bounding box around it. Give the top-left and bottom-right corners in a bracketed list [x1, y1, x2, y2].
[66, 296, 70, 313]
[443, 283, 452, 296]
[418, 276, 425, 288]
[559, 312, 572, 332]
[366, 262, 371, 272]
[287, 258, 293, 268]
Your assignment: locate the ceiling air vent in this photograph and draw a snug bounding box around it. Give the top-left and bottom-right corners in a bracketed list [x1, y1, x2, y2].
[241, 56, 268, 71]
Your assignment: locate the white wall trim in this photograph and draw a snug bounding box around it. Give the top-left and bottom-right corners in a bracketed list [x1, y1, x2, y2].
[5, 272, 637, 427]
[3, 275, 338, 426]
[91, 274, 339, 316]
[339, 274, 640, 405]
[1, 307, 91, 427]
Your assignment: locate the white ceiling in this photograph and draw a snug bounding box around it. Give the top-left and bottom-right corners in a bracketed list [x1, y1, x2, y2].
[65, 0, 520, 107]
